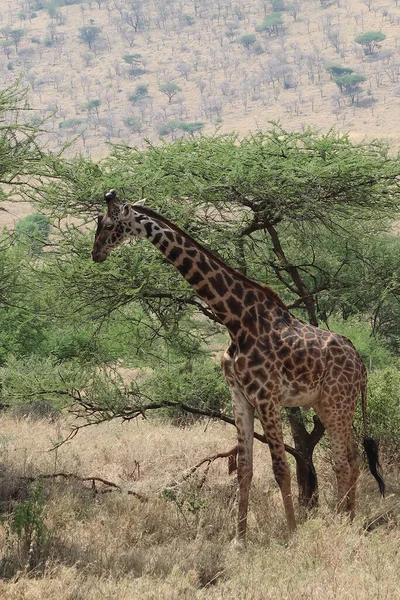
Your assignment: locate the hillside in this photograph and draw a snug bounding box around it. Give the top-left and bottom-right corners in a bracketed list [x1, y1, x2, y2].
[2, 0, 400, 163]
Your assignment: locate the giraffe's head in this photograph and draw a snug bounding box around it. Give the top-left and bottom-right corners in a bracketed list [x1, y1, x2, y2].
[91, 189, 145, 262]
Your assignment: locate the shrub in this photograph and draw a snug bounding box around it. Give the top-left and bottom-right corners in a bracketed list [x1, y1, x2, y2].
[0, 355, 85, 417]
[84, 99, 101, 114]
[326, 64, 353, 76]
[122, 53, 142, 65]
[128, 84, 149, 104]
[0, 480, 50, 577]
[123, 116, 142, 132]
[272, 0, 286, 10]
[256, 12, 283, 35]
[181, 14, 195, 26]
[239, 34, 256, 48]
[128, 67, 147, 78]
[145, 356, 230, 425]
[59, 118, 83, 130]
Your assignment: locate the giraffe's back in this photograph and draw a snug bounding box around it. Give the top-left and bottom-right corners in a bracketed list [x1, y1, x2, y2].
[229, 310, 365, 410]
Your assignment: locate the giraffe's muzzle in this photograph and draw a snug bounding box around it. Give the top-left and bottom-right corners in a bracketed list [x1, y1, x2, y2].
[91, 249, 108, 263]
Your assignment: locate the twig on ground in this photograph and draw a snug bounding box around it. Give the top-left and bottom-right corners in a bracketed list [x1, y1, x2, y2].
[6, 472, 148, 503]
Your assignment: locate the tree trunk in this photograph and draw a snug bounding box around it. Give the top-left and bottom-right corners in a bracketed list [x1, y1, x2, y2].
[263, 222, 326, 506]
[286, 407, 325, 508]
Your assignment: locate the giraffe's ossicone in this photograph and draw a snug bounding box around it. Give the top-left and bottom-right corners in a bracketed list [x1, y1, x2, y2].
[92, 190, 385, 542]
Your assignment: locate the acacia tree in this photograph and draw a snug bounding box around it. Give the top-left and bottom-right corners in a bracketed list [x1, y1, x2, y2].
[334, 73, 367, 104]
[78, 25, 101, 49]
[159, 82, 182, 104]
[30, 128, 400, 506]
[355, 31, 386, 55]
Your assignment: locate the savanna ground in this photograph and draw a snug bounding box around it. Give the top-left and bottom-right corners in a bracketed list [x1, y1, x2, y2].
[0, 414, 398, 599]
[3, 0, 400, 163]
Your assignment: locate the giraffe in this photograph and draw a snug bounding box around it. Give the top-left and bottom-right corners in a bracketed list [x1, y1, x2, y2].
[92, 189, 385, 542]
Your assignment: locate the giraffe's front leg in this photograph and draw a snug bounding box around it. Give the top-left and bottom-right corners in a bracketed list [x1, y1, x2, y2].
[231, 388, 255, 543]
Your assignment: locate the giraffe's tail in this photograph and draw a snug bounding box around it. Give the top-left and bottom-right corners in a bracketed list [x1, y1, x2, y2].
[361, 381, 385, 497]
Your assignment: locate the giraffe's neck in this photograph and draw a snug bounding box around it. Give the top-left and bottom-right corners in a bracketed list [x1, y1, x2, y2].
[129, 206, 285, 336]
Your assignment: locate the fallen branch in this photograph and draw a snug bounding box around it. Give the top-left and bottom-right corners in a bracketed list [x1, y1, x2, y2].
[10, 472, 147, 503]
[183, 444, 239, 481]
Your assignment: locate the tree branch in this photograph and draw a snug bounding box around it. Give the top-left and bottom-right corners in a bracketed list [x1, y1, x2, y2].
[3, 472, 147, 502]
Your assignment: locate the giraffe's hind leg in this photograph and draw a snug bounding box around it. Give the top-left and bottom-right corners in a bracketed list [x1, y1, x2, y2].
[257, 399, 296, 535]
[314, 401, 356, 516]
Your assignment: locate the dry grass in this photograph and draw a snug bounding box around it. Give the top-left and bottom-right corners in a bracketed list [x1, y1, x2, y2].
[0, 413, 398, 599]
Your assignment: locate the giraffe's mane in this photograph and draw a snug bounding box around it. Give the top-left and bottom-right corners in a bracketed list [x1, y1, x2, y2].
[130, 203, 288, 311]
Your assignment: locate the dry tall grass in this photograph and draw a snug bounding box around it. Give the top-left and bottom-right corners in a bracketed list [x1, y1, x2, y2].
[0, 414, 398, 599]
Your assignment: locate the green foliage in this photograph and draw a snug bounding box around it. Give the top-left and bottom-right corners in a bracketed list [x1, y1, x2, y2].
[333, 73, 367, 104]
[0, 355, 83, 414]
[159, 82, 182, 103]
[326, 64, 353, 76]
[355, 31, 386, 55]
[256, 12, 283, 34]
[32, 128, 400, 339]
[134, 84, 148, 96]
[123, 116, 142, 132]
[145, 356, 230, 424]
[78, 25, 101, 49]
[9, 28, 26, 50]
[177, 122, 205, 136]
[181, 14, 195, 26]
[0, 82, 47, 197]
[59, 118, 83, 130]
[354, 368, 400, 454]
[84, 99, 101, 114]
[162, 474, 206, 524]
[15, 213, 51, 255]
[122, 53, 143, 65]
[239, 34, 256, 48]
[128, 67, 147, 78]
[0, 480, 49, 576]
[334, 73, 367, 88]
[327, 318, 396, 370]
[9, 480, 47, 542]
[128, 84, 149, 104]
[271, 0, 285, 10]
[159, 121, 205, 138]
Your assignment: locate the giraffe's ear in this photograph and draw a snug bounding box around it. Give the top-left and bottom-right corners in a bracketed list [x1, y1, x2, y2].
[133, 199, 146, 207]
